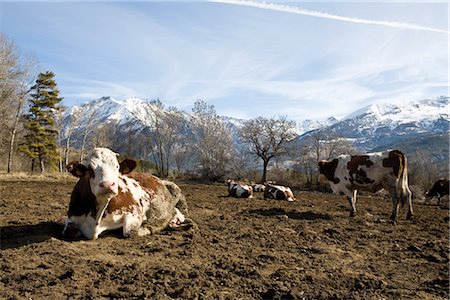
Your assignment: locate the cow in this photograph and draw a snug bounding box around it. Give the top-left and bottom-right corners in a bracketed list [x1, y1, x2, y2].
[426, 179, 449, 205]
[264, 184, 295, 201]
[251, 182, 266, 192]
[227, 180, 253, 198]
[318, 149, 413, 222]
[62, 147, 191, 240]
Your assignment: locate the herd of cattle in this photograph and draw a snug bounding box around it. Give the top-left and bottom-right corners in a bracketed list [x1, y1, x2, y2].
[63, 147, 449, 240]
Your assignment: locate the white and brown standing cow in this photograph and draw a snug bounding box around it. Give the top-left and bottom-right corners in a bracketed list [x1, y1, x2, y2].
[63, 148, 191, 240]
[227, 180, 253, 198]
[318, 149, 413, 222]
[426, 179, 449, 205]
[264, 184, 296, 202]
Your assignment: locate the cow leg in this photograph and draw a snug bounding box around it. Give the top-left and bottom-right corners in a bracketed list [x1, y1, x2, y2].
[122, 214, 144, 238]
[403, 187, 413, 220]
[163, 180, 189, 216]
[389, 190, 400, 223]
[347, 190, 357, 217]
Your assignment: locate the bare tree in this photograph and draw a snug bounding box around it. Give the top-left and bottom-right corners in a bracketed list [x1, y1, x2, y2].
[309, 130, 354, 162]
[0, 33, 36, 172]
[190, 100, 234, 180]
[409, 150, 444, 192]
[238, 116, 297, 183]
[79, 108, 97, 162]
[143, 100, 185, 178]
[292, 142, 317, 187]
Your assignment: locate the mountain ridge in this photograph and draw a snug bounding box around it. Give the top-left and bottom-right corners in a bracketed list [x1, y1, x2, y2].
[61, 95, 449, 160]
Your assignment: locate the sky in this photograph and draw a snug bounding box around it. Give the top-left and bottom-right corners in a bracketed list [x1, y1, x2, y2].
[1, 0, 448, 121]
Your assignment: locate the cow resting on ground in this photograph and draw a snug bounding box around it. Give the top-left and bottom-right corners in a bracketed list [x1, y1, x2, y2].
[264, 184, 296, 202]
[426, 179, 449, 205]
[63, 148, 191, 240]
[318, 149, 413, 222]
[227, 180, 253, 198]
[251, 182, 266, 192]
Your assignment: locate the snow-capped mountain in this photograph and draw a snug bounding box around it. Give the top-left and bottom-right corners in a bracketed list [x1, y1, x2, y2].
[297, 96, 449, 151]
[297, 117, 339, 134]
[61, 95, 449, 161]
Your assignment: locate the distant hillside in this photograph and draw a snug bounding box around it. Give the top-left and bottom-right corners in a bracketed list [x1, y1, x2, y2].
[371, 132, 449, 163]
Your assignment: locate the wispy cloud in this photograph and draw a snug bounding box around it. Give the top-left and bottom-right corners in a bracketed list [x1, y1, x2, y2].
[209, 0, 449, 34]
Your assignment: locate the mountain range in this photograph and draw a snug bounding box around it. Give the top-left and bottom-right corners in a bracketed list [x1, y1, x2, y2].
[60, 96, 449, 162]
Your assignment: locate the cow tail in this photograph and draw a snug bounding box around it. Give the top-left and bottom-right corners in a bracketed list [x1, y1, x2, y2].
[399, 152, 410, 207]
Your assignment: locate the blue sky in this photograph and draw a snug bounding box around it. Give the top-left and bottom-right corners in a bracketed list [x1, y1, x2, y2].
[1, 0, 448, 121]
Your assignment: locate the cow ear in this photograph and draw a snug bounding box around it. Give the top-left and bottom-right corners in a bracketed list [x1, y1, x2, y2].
[67, 161, 88, 178]
[120, 159, 137, 174]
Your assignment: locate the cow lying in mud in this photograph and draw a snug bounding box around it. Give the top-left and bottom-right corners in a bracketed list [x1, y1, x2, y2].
[318, 149, 413, 222]
[63, 148, 192, 240]
[227, 180, 253, 198]
[264, 184, 296, 202]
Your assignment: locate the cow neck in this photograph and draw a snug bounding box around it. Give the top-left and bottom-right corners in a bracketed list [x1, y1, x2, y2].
[68, 177, 97, 218]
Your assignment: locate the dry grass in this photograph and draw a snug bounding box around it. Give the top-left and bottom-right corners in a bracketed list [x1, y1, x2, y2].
[0, 171, 76, 183]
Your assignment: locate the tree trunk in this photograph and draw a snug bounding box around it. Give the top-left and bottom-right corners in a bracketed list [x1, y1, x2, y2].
[7, 96, 24, 173]
[39, 155, 45, 173]
[262, 158, 269, 183]
[80, 134, 87, 162]
[64, 136, 70, 166]
[7, 120, 18, 173]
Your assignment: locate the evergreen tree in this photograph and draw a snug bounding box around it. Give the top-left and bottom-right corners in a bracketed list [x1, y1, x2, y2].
[19, 71, 63, 172]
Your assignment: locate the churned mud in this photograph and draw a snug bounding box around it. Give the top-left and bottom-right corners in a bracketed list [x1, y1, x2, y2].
[1, 179, 448, 299]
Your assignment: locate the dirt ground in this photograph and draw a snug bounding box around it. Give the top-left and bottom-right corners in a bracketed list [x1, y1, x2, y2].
[1, 178, 448, 300]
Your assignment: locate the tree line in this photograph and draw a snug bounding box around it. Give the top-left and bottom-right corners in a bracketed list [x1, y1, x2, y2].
[1, 34, 446, 193]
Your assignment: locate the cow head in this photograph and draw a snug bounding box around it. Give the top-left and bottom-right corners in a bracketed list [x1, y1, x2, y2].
[318, 159, 340, 184]
[227, 179, 236, 188]
[67, 148, 137, 198]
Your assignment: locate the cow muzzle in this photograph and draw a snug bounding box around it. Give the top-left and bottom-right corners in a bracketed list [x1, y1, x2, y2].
[97, 181, 118, 195]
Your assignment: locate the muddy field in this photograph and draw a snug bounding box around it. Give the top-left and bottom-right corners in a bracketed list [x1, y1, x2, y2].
[1, 178, 448, 299]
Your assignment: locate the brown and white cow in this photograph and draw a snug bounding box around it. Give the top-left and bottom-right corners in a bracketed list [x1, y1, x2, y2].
[227, 180, 253, 198]
[318, 149, 413, 222]
[264, 184, 295, 202]
[63, 148, 190, 240]
[426, 179, 449, 205]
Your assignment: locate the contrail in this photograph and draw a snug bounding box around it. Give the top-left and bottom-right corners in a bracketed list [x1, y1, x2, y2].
[209, 0, 449, 34]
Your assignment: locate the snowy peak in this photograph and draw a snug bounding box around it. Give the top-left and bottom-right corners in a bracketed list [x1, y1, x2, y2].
[297, 116, 339, 134]
[301, 96, 449, 150]
[343, 96, 449, 123]
[69, 96, 168, 128]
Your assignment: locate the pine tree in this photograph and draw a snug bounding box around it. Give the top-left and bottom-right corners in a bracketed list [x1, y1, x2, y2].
[19, 71, 63, 172]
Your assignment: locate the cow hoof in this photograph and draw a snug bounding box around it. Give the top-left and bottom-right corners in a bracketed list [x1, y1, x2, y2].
[62, 223, 83, 240]
[349, 211, 356, 217]
[166, 218, 198, 232]
[124, 229, 139, 239]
